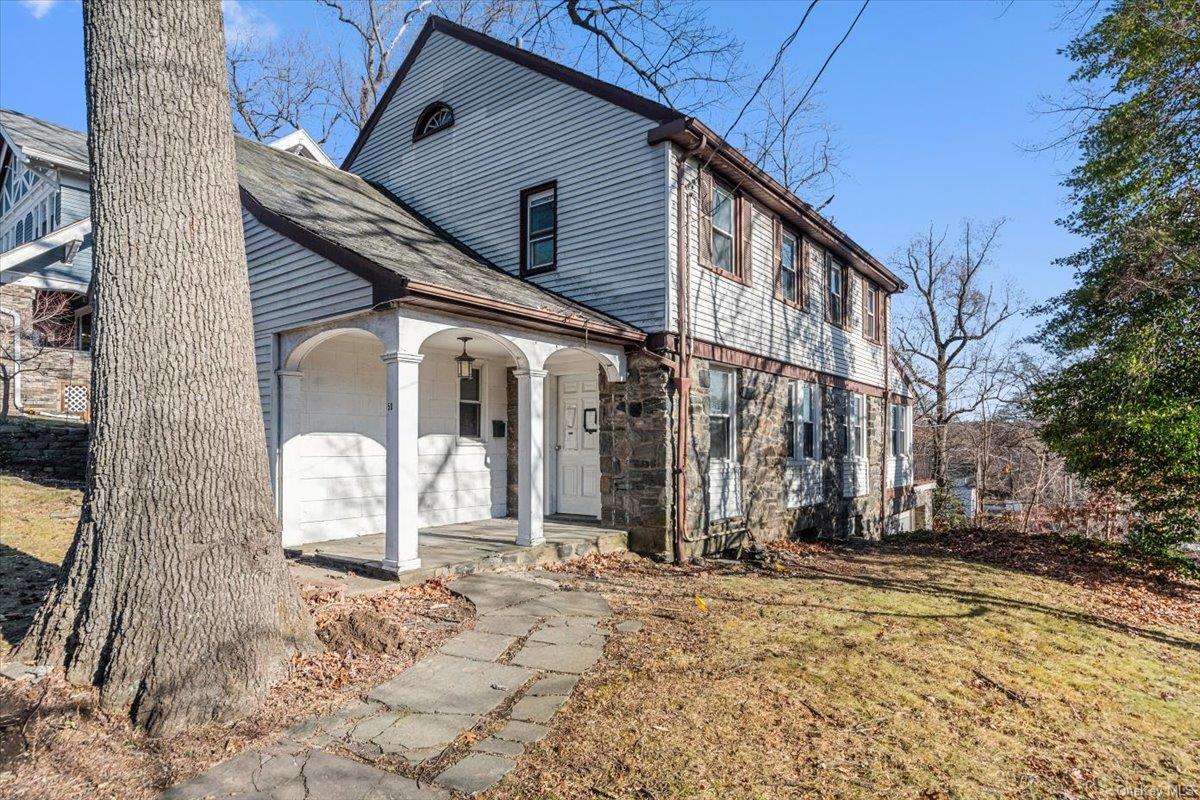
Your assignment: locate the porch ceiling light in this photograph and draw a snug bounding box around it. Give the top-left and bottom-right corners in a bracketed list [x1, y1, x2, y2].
[455, 336, 475, 379]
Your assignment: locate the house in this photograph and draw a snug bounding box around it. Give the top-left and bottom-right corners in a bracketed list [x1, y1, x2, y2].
[0, 16, 926, 571]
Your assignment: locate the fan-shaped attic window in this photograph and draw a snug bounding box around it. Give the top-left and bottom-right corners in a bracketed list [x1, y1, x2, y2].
[413, 102, 454, 142]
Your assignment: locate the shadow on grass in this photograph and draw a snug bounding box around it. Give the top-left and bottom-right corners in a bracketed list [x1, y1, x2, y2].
[0, 542, 59, 652]
[740, 557, 1200, 653]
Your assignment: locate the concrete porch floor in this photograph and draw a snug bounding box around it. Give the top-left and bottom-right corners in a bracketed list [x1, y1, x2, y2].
[284, 517, 629, 586]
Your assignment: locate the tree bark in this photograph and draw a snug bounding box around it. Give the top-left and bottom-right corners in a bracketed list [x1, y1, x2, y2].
[16, 0, 316, 735]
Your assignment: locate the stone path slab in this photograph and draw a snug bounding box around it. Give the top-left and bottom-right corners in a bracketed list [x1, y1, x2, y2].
[160, 746, 447, 799]
[434, 753, 516, 795]
[368, 654, 533, 715]
[162, 572, 616, 799]
[438, 630, 517, 662]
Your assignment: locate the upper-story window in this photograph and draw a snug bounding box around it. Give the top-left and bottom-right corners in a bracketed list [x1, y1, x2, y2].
[826, 254, 847, 326]
[863, 281, 880, 341]
[710, 182, 735, 272]
[708, 367, 737, 462]
[412, 102, 454, 141]
[520, 181, 557, 276]
[779, 228, 800, 305]
[699, 170, 750, 282]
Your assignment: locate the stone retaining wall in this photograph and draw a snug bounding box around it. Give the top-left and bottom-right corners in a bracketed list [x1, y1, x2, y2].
[0, 416, 88, 481]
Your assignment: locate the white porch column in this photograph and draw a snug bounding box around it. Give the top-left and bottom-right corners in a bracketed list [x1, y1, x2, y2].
[276, 369, 305, 542]
[515, 367, 548, 547]
[381, 351, 424, 573]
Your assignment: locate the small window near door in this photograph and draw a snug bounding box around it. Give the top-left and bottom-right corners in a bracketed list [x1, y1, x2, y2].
[891, 403, 909, 457]
[458, 367, 482, 438]
[708, 367, 736, 462]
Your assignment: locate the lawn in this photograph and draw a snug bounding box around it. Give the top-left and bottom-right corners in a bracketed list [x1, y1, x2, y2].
[489, 539, 1200, 799]
[2, 473, 1198, 798]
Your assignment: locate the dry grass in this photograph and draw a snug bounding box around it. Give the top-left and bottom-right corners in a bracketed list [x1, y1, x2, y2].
[0, 473, 474, 799]
[0, 475, 80, 660]
[489, 541, 1200, 799]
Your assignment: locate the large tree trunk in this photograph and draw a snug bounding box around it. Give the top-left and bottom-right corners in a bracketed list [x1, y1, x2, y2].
[16, 0, 315, 735]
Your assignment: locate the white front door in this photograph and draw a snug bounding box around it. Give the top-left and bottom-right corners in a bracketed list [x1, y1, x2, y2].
[556, 373, 601, 517]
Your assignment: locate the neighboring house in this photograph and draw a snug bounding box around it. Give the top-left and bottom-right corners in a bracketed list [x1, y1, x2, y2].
[0, 110, 93, 418]
[0, 16, 925, 570]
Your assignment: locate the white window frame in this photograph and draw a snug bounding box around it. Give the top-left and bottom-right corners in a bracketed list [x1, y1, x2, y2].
[457, 364, 485, 441]
[710, 183, 735, 273]
[891, 403, 910, 458]
[781, 230, 800, 303]
[864, 282, 879, 341]
[788, 381, 822, 463]
[708, 366, 737, 463]
[844, 392, 866, 459]
[827, 255, 844, 324]
[525, 187, 556, 272]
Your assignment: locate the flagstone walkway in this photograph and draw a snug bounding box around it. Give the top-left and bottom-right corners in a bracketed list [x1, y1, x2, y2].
[161, 571, 624, 799]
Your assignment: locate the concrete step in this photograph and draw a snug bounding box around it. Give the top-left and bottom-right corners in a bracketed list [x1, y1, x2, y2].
[285, 530, 628, 586]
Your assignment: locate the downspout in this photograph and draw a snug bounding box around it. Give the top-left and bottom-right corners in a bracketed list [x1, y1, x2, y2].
[0, 307, 26, 414]
[672, 134, 706, 561]
[879, 293, 890, 535]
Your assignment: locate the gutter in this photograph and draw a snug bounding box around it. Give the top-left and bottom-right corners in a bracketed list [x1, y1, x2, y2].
[648, 118, 906, 294]
[402, 281, 646, 346]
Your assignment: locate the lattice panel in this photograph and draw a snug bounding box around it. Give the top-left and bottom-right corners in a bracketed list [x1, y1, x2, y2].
[61, 384, 89, 416]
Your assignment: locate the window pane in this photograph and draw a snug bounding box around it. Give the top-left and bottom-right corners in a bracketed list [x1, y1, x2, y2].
[709, 369, 731, 415]
[712, 186, 733, 233]
[459, 402, 481, 438]
[712, 230, 733, 270]
[460, 368, 480, 401]
[781, 268, 796, 302]
[709, 416, 730, 461]
[529, 196, 555, 234]
[803, 421, 815, 459]
[529, 236, 555, 267]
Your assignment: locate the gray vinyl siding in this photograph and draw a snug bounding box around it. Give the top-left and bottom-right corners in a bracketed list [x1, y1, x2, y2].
[671, 154, 887, 388]
[347, 31, 669, 332]
[59, 184, 90, 224]
[243, 211, 373, 436]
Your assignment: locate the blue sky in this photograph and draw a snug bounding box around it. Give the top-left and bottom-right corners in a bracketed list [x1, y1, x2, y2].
[0, 0, 1086, 339]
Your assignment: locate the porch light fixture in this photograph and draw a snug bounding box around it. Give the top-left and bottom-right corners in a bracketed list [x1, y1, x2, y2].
[455, 336, 475, 379]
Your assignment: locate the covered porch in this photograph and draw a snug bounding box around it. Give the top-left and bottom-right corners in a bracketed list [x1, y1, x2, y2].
[285, 516, 629, 584]
[271, 305, 631, 576]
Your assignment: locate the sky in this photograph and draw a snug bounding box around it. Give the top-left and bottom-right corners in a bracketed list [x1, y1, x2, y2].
[0, 0, 1088, 341]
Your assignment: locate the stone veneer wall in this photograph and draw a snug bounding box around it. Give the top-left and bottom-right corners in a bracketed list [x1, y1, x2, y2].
[0, 284, 91, 417]
[599, 351, 675, 555]
[682, 356, 888, 559]
[0, 416, 88, 481]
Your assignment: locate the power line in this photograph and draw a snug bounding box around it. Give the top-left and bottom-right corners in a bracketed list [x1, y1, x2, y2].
[759, 0, 870, 170]
[720, 0, 821, 143]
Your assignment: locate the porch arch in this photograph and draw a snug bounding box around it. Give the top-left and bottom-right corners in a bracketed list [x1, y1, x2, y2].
[277, 327, 388, 548]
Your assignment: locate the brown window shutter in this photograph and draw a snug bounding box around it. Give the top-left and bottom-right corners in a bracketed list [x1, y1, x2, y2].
[772, 216, 783, 298]
[844, 269, 855, 327]
[798, 237, 808, 309]
[739, 198, 753, 283]
[698, 169, 713, 267]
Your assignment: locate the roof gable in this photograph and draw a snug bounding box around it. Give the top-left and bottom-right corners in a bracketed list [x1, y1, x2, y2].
[341, 15, 682, 170]
[0, 109, 89, 172]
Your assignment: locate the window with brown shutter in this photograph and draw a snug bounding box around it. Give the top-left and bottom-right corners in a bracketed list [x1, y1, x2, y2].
[863, 280, 881, 342]
[698, 168, 748, 283]
[774, 217, 804, 310]
[820, 250, 849, 326]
